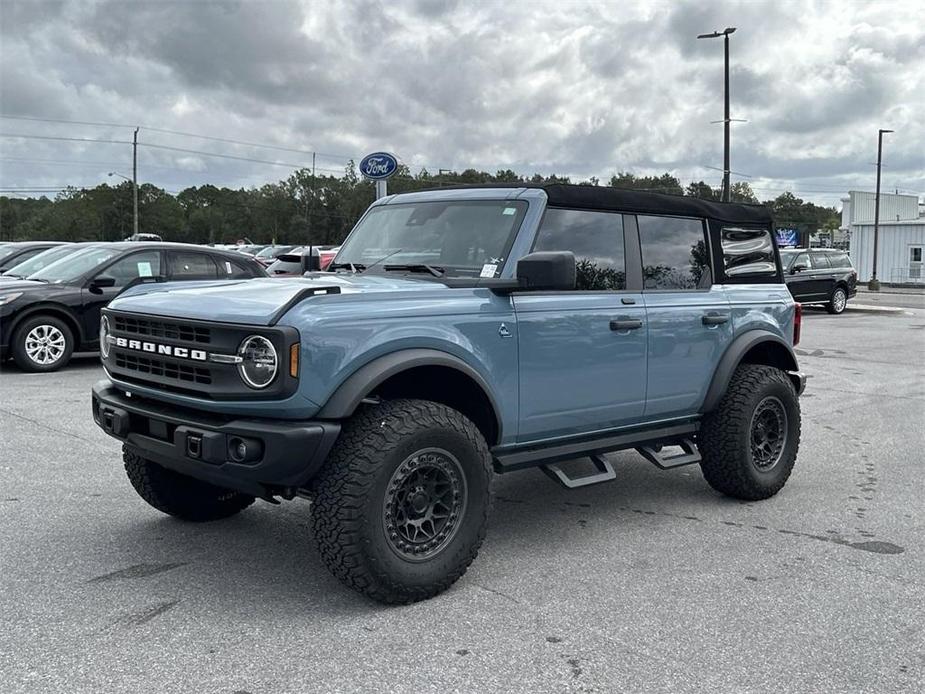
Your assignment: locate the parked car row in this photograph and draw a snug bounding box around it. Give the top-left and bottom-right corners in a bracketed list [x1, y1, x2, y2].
[0, 242, 266, 372]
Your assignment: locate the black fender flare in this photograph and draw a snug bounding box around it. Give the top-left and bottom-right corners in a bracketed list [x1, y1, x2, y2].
[701, 330, 799, 413]
[316, 348, 503, 436]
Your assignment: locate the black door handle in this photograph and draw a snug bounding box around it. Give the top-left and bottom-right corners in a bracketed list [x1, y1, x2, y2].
[702, 313, 729, 326]
[610, 318, 643, 331]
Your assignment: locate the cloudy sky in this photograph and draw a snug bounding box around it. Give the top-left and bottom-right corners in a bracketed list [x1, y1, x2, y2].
[1, 0, 923, 207]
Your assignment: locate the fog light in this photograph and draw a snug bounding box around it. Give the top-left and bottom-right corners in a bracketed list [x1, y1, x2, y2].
[228, 436, 262, 463]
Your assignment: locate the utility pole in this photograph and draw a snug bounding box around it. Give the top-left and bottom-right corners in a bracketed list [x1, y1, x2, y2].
[869, 128, 893, 291]
[132, 127, 139, 236]
[697, 27, 737, 202]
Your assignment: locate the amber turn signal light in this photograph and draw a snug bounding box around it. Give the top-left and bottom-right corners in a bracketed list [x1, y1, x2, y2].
[289, 343, 300, 378]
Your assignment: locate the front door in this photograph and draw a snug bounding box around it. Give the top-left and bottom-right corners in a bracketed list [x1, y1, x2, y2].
[514, 208, 647, 442]
[910, 246, 923, 281]
[80, 250, 163, 346]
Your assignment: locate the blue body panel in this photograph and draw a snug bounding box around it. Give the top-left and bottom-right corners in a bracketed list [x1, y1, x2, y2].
[103, 187, 798, 447]
[513, 292, 646, 441]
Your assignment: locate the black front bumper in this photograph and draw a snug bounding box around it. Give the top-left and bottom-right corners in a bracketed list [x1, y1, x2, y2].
[92, 380, 340, 497]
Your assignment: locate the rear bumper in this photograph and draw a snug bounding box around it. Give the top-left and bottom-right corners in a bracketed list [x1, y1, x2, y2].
[91, 380, 340, 497]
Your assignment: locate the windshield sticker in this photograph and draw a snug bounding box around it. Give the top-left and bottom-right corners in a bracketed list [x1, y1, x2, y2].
[137, 262, 153, 277]
[480, 263, 498, 278]
[502, 207, 516, 216]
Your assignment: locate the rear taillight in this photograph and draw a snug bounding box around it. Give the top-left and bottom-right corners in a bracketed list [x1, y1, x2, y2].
[793, 303, 802, 346]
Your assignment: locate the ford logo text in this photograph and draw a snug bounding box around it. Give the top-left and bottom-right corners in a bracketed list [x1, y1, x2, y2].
[359, 152, 398, 180]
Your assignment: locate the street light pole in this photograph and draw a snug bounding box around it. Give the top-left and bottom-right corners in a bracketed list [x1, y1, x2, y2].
[869, 128, 893, 291]
[132, 127, 139, 236]
[697, 27, 737, 202]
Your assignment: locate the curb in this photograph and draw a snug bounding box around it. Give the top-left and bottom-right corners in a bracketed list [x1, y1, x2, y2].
[845, 303, 910, 314]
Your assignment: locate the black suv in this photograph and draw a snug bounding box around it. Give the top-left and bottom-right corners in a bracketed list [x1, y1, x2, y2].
[780, 248, 857, 314]
[0, 242, 266, 372]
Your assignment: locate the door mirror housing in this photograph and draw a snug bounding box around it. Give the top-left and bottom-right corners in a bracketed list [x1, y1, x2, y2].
[791, 264, 808, 274]
[89, 276, 117, 293]
[515, 251, 576, 291]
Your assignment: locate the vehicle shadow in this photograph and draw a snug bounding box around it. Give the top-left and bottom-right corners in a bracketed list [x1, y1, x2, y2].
[90, 452, 722, 613]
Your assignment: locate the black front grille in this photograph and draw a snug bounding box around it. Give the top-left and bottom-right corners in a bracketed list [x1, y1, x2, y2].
[114, 315, 211, 344]
[116, 353, 212, 385]
[103, 309, 298, 400]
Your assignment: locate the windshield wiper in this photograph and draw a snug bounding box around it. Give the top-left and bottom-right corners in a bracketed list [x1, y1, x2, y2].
[383, 264, 445, 277]
[328, 261, 365, 273]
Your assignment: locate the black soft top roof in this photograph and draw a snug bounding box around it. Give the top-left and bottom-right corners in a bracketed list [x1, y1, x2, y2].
[420, 183, 773, 226]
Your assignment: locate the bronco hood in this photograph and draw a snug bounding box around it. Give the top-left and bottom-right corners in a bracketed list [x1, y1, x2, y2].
[107, 274, 445, 325]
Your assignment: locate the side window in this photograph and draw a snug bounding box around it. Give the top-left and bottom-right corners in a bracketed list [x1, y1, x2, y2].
[721, 227, 778, 279]
[98, 251, 162, 288]
[169, 252, 219, 279]
[812, 253, 831, 269]
[794, 253, 813, 270]
[533, 208, 625, 290]
[637, 215, 709, 290]
[838, 253, 855, 268]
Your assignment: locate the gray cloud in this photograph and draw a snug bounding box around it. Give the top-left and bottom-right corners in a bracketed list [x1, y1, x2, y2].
[0, 0, 922, 207]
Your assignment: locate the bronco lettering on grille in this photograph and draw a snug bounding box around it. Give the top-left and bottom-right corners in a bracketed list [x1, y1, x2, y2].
[113, 336, 209, 362]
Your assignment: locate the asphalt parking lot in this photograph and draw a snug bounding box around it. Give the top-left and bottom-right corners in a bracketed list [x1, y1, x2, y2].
[1, 303, 924, 694]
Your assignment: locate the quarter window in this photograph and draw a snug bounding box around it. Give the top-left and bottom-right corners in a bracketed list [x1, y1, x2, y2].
[533, 208, 626, 290]
[721, 227, 777, 279]
[637, 215, 709, 290]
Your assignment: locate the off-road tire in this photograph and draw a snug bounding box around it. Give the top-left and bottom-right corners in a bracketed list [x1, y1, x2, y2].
[11, 314, 74, 372]
[699, 364, 801, 500]
[310, 399, 492, 604]
[827, 286, 848, 314]
[123, 446, 255, 521]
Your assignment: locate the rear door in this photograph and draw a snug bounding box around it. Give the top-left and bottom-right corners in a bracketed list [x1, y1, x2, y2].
[637, 214, 733, 419]
[810, 252, 836, 298]
[514, 208, 647, 442]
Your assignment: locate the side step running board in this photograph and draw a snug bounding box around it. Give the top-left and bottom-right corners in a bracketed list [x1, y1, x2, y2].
[636, 438, 701, 469]
[541, 454, 616, 489]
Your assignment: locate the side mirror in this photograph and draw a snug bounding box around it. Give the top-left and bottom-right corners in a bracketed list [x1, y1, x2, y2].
[89, 276, 116, 293]
[301, 247, 321, 273]
[515, 251, 576, 291]
[791, 264, 808, 274]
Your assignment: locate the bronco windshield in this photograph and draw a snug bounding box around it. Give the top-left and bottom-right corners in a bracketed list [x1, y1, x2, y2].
[333, 200, 528, 278]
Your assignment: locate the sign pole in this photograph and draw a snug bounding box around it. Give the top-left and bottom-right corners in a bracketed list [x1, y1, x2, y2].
[376, 180, 388, 200]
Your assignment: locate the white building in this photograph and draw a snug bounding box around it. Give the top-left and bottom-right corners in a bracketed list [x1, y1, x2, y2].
[842, 191, 925, 284]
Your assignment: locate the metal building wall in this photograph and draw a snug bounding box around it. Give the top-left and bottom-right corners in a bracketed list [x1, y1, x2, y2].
[848, 191, 919, 225]
[850, 222, 925, 282]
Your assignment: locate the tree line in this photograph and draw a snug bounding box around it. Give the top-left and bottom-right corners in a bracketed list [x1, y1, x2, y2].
[0, 164, 839, 245]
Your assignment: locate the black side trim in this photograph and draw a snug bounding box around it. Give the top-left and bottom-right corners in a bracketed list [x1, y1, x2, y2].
[268, 285, 341, 326]
[316, 348, 503, 440]
[701, 330, 799, 413]
[492, 421, 699, 472]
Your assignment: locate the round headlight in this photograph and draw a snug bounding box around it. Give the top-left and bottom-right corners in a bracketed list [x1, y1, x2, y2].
[237, 335, 277, 389]
[99, 315, 111, 358]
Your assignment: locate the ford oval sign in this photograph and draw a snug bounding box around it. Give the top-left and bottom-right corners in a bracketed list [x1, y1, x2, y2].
[360, 152, 398, 180]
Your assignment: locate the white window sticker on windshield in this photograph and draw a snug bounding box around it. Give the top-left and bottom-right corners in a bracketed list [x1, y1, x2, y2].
[137, 262, 153, 277]
[502, 207, 516, 215]
[225, 261, 232, 274]
[480, 263, 497, 278]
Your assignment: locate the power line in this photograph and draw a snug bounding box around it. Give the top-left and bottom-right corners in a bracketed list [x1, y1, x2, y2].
[0, 132, 130, 145]
[0, 113, 356, 162]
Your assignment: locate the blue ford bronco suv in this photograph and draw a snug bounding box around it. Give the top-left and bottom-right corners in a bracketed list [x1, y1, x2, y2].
[92, 184, 805, 603]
